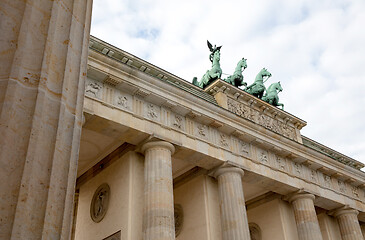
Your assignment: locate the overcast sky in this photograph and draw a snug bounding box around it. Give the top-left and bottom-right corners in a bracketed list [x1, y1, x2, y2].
[91, 0, 365, 166]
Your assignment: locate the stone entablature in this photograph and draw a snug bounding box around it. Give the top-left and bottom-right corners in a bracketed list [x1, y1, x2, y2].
[84, 75, 365, 212]
[86, 37, 365, 214]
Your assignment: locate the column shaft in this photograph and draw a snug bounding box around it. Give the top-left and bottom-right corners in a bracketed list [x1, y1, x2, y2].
[0, 1, 93, 239]
[289, 193, 323, 240]
[334, 207, 364, 240]
[142, 141, 175, 240]
[215, 167, 250, 240]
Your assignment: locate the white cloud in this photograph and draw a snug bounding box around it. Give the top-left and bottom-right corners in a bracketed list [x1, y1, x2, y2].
[91, 0, 365, 165]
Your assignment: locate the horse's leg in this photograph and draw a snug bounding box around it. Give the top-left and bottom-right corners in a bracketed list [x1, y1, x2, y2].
[278, 103, 284, 110]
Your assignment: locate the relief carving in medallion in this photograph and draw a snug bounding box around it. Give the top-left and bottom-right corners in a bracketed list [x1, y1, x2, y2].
[90, 183, 110, 223]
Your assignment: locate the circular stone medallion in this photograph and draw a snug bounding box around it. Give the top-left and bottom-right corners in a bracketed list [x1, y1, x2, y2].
[90, 183, 110, 223]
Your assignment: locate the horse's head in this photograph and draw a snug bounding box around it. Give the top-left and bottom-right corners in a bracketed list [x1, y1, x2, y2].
[240, 58, 247, 70]
[271, 81, 283, 92]
[260, 67, 272, 78]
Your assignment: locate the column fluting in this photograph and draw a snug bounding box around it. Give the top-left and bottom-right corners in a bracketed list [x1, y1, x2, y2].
[289, 192, 323, 240]
[334, 207, 364, 240]
[142, 141, 175, 240]
[214, 167, 250, 240]
[0, 1, 92, 239]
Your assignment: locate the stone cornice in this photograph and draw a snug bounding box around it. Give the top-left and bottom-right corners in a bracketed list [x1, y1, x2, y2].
[302, 136, 364, 170]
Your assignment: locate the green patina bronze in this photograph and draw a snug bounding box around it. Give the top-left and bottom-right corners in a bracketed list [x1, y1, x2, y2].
[262, 82, 284, 110]
[244, 68, 272, 99]
[193, 40, 222, 88]
[224, 58, 247, 88]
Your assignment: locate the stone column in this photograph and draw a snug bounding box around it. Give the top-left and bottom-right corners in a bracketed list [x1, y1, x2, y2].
[0, 1, 93, 239]
[289, 192, 323, 240]
[213, 167, 251, 240]
[333, 207, 364, 240]
[142, 141, 175, 240]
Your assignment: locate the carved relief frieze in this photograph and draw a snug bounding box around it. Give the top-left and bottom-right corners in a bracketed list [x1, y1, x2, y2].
[338, 180, 346, 193]
[293, 162, 302, 176]
[352, 186, 359, 198]
[145, 103, 160, 120]
[227, 98, 297, 141]
[172, 114, 184, 130]
[310, 170, 318, 183]
[323, 174, 332, 188]
[219, 133, 229, 148]
[240, 141, 250, 156]
[85, 78, 103, 99]
[196, 124, 208, 139]
[117, 95, 128, 108]
[257, 149, 269, 164]
[276, 155, 286, 171]
[114, 90, 132, 111]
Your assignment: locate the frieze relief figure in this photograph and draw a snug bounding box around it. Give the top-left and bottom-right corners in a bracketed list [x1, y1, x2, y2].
[117, 95, 128, 108]
[173, 115, 183, 129]
[147, 104, 158, 119]
[197, 124, 207, 137]
[259, 150, 268, 163]
[220, 134, 229, 147]
[85, 81, 102, 98]
[338, 180, 346, 193]
[276, 156, 286, 170]
[352, 186, 359, 197]
[240, 141, 249, 154]
[294, 162, 302, 175]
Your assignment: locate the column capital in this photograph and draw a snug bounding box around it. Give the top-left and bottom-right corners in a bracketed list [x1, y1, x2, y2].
[287, 190, 315, 203]
[332, 206, 359, 218]
[212, 166, 245, 179]
[141, 141, 175, 155]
